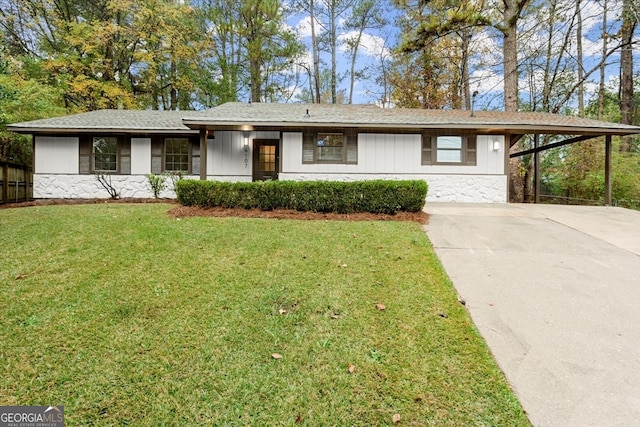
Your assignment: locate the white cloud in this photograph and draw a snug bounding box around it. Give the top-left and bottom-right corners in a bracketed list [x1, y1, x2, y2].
[337, 31, 390, 57]
[469, 69, 504, 96]
[295, 15, 324, 39]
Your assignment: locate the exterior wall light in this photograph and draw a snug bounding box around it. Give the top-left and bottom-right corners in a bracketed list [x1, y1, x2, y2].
[492, 138, 500, 151]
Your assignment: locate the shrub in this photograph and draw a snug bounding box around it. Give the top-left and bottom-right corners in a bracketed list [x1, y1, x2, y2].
[175, 180, 428, 214]
[146, 173, 167, 199]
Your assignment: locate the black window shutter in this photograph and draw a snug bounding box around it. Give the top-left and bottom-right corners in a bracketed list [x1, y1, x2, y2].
[421, 134, 433, 165]
[151, 138, 163, 174]
[190, 139, 200, 176]
[120, 138, 131, 174]
[465, 136, 477, 166]
[302, 132, 315, 163]
[346, 130, 357, 164]
[79, 137, 92, 174]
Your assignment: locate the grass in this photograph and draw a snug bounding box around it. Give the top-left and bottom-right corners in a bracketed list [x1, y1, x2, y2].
[0, 204, 529, 426]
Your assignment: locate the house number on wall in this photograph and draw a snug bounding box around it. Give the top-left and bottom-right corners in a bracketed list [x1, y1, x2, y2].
[244, 145, 249, 168]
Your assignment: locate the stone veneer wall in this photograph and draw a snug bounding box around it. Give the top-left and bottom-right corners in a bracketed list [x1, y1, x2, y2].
[278, 173, 507, 203]
[35, 173, 507, 203]
[34, 174, 179, 199]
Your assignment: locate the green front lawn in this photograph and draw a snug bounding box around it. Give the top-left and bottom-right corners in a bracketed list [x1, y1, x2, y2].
[0, 204, 529, 426]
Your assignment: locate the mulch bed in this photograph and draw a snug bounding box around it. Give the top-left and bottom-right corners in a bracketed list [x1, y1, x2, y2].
[2, 198, 429, 223]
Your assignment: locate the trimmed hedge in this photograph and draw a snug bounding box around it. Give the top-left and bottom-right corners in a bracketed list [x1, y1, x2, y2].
[175, 179, 428, 214]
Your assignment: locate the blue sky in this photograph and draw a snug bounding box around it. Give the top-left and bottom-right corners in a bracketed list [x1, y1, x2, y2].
[284, 0, 639, 111]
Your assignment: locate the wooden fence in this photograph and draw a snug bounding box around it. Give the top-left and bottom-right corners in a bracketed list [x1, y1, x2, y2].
[0, 162, 33, 204]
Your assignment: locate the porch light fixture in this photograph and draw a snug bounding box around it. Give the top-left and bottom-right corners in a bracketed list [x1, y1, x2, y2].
[492, 138, 500, 151]
[244, 136, 249, 147]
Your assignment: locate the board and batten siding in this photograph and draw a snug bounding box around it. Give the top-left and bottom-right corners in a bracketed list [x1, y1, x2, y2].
[35, 136, 79, 174]
[207, 130, 280, 181]
[131, 137, 152, 175]
[280, 132, 506, 203]
[282, 133, 504, 175]
[34, 135, 167, 198]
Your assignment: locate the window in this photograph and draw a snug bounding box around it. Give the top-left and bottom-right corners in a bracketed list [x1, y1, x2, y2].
[422, 134, 476, 166]
[303, 129, 357, 164]
[316, 133, 344, 161]
[436, 136, 463, 163]
[93, 137, 118, 172]
[150, 136, 197, 175]
[164, 138, 190, 172]
[80, 136, 130, 175]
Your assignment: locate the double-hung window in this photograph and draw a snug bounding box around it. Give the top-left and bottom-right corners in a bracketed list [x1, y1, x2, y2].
[150, 136, 197, 175]
[422, 134, 476, 166]
[164, 138, 190, 172]
[93, 136, 118, 172]
[80, 136, 130, 174]
[302, 129, 358, 164]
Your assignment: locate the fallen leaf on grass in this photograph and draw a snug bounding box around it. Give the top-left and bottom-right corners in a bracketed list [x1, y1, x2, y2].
[392, 413, 401, 424]
[339, 263, 348, 268]
[348, 363, 356, 374]
[272, 353, 283, 360]
[375, 303, 386, 311]
[15, 273, 28, 280]
[278, 309, 287, 315]
[437, 312, 448, 318]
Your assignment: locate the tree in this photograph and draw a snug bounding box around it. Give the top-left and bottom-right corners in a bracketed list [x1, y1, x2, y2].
[134, 0, 210, 110]
[201, 0, 303, 104]
[619, 0, 638, 152]
[342, 0, 387, 104]
[0, 52, 67, 165]
[501, 0, 531, 112]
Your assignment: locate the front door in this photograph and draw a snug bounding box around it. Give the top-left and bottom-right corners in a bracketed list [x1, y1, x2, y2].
[252, 139, 279, 181]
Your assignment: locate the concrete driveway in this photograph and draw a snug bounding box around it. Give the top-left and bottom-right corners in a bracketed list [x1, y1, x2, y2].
[424, 203, 640, 427]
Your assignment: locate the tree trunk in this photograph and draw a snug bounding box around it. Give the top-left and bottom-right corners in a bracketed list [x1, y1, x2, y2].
[330, 0, 338, 104]
[309, 0, 321, 103]
[461, 30, 471, 110]
[619, 0, 636, 152]
[347, 33, 362, 104]
[576, 0, 584, 116]
[598, 0, 608, 120]
[502, 0, 520, 112]
[542, 0, 557, 112]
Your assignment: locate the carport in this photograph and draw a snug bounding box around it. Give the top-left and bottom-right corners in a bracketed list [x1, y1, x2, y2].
[506, 122, 640, 205]
[425, 203, 640, 426]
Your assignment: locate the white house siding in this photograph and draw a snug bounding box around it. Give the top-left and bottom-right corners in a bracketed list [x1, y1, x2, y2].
[131, 137, 151, 175]
[35, 136, 79, 174]
[33, 135, 184, 198]
[280, 132, 507, 203]
[207, 130, 280, 182]
[33, 131, 506, 202]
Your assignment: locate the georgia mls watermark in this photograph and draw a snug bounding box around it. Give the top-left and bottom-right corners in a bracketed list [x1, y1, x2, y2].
[0, 406, 64, 427]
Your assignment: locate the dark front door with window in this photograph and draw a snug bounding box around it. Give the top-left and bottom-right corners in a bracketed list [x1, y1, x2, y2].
[253, 139, 279, 181]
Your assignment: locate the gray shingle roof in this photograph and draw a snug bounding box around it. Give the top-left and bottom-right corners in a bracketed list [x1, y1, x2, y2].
[182, 102, 640, 135]
[8, 103, 640, 136]
[7, 109, 198, 133]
